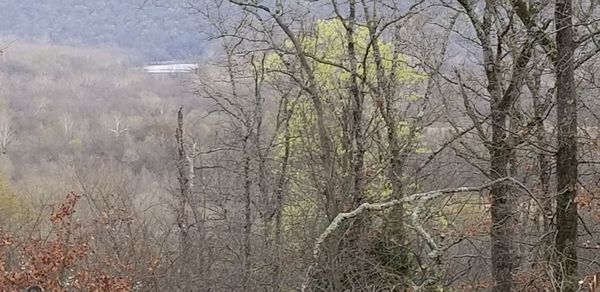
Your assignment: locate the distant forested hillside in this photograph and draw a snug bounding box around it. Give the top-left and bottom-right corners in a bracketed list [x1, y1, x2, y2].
[0, 0, 205, 60]
[0, 41, 206, 201]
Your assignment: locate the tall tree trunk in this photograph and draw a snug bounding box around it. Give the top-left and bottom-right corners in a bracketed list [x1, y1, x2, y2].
[457, 1, 534, 289]
[242, 137, 253, 291]
[488, 43, 532, 290]
[272, 111, 291, 291]
[528, 71, 553, 267]
[554, 0, 578, 290]
[489, 110, 515, 292]
[345, 0, 365, 208]
[175, 106, 193, 291]
[458, 2, 516, 289]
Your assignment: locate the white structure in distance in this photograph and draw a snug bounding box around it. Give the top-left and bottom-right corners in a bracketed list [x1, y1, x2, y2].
[143, 62, 198, 74]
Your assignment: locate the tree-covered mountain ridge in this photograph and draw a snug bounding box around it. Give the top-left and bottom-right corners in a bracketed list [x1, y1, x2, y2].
[0, 0, 205, 60]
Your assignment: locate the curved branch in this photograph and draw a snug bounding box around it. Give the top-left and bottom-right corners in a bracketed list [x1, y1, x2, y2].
[301, 177, 532, 291]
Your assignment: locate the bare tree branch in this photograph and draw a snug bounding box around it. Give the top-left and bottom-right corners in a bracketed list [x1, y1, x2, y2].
[302, 177, 532, 291]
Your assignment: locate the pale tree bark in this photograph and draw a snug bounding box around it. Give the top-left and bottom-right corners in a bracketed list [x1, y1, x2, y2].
[0, 120, 15, 155]
[175, 106, 193, 291]
[341, 0, 365, 208]
[302, 177, 532, 291]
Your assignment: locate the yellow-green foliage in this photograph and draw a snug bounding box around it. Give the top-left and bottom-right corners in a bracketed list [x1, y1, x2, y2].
[278, 104, 320, 228]
[269, 18, 428, 150]
[282, 192, 318, 232]
[0, 175, 29, 224]
[366, 180, 393, 201]
[267, 19, 426, 91]
[272, 19, 428, 233]
[68, 137, 83, 149]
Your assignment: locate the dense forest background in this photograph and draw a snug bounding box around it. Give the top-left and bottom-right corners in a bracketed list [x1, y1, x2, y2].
[0, 0, 205, 60]
[0, 0, 599, 291]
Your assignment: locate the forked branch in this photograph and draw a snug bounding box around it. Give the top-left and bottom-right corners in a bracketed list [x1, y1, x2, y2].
[301, 177, 531, 291]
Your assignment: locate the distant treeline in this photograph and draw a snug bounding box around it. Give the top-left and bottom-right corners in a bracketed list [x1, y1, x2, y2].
[0, 0, 206, 60]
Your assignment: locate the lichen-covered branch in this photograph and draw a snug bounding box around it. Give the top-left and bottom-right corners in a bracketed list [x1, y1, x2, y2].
[301, 177, 530, 291]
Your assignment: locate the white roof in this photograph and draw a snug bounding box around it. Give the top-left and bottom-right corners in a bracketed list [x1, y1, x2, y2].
[143, 63, 198, 73]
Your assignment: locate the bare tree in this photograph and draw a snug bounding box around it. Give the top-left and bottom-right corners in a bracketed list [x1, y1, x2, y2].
[0, 119, 15, 155]
[554, 0, 578, 290]
[109, 113, 128, 138]
[454, 0, 535, 289]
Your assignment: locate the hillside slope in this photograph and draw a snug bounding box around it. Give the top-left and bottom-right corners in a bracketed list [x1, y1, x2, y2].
[0, 0, 205, 60]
